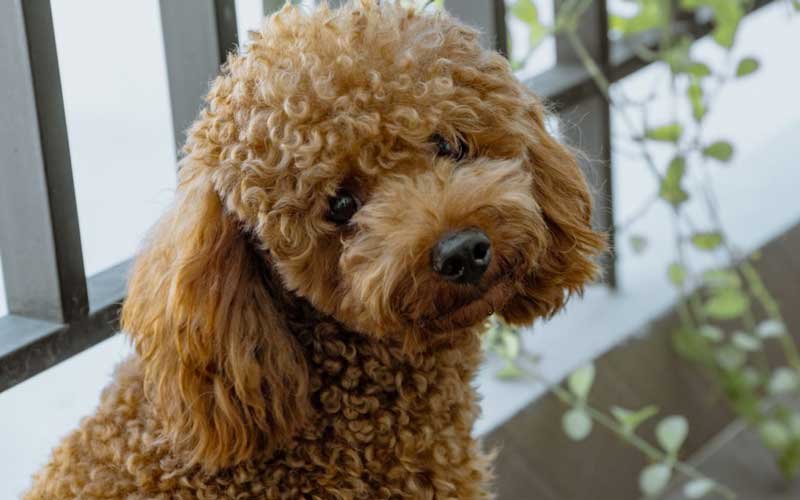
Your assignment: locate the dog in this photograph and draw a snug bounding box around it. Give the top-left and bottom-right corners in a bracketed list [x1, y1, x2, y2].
[26, 1, 604, 498]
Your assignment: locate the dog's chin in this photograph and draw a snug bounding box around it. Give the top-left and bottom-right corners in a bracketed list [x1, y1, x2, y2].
[421, 279, 517, 333]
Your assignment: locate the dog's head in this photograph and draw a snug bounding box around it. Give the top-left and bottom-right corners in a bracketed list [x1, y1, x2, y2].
[122, 0, 604, 471]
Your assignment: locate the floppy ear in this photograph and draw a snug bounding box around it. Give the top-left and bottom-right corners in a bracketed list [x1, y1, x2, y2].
[501, 94, 607, 325]
[121, 160, 310, 471]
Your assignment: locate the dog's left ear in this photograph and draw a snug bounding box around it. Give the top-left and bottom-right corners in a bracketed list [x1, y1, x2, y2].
[500, 93, 607, 325]
[121, 160, 311, 471]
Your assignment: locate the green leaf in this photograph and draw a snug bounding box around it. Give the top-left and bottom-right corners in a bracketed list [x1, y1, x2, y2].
[794, 0, 800, 11]
[511, 0, 548, 48]
[688, 77, 706, 122]
[691, 231, 723, 251]
[760, 420, 791, 452]
[662, 37, 693, 74]
[562, 408, 593, 440]
[496, 360, 524, 380]
[731, 331, 761, 352]
[715, 344, 746, 371]
[673, 327, 714, 364]
[684, 478, 716, 499]
[702, 269, 741, 289]
[722, 368, 761, 418]
[630, 234, 648, 254]
[698, 324, 724, 342]
[511, 0, 537, 23]
[501, 330, 521, 359]
[659, 156, 689, 206]
[667, 262, 687, 287]
[611, 405, 659, 434]
[639, 463, 672, 497]
[741, 367, 762, 389]
[711, 1, 743, 48]
[610, 0, 668, 35]
[702, 141, 734, 162]
[788, 413, 800, 437]
[645, 123, 683, 142]
[681, 0, 743, 48]
[567, 363, 595, 400]
[656, 415, 689, 455]
[768, 367, 800, 395]
[778, 439, 800, 478]
[757, 319, 787, 338]
[704, 289, 749, 320]
[662, 39, 711, 78]
[686, 62, 712, 77]
[736, 57, 760, 77]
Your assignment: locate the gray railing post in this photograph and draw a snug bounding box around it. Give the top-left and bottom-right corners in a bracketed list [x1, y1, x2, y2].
[215, 0, 239, 61]
[159, 0, 239, 157]
[0, 0, 89, 323]
[554, 0, 616, 287]
[444, 0, 508, 54]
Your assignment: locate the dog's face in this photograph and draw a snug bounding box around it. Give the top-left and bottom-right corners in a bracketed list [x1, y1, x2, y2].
[122, 1, 604, 469]
[200, 1, 604, 343]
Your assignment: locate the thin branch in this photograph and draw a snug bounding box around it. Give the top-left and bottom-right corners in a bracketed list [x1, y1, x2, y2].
[530, 369, 737, 500]
[614, 192, 660, 234]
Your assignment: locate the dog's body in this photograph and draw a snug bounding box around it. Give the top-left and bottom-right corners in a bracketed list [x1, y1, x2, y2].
[27, 325, 490, 499]
[27, 2, 604, 498]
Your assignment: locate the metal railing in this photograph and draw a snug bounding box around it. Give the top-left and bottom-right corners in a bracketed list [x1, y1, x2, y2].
[0, 0, 238, 391]
[0, 0, 769, 392]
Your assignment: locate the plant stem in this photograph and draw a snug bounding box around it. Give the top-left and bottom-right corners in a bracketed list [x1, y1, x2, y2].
[564, 5, 800, 375]
[551, 2, 800, 486]
[741, 261, 800, 372]
[533, 371, 737, 499]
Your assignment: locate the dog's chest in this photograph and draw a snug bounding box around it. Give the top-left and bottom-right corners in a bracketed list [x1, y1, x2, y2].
[253, 326, 493, 498]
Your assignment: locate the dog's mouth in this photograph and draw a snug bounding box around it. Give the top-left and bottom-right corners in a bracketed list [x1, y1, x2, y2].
[419, 277, 517, 332]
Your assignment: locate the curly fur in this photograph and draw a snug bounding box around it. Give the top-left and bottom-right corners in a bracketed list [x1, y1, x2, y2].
[26, 1, 604, 498]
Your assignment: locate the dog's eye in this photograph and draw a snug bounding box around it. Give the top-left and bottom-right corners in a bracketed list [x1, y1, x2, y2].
[328, 190, 361, 225]
[431, 133, 469, 162]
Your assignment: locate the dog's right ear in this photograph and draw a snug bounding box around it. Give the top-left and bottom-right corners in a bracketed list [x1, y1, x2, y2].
[121, 160, 310, 471]
[500, 92, 606, 325]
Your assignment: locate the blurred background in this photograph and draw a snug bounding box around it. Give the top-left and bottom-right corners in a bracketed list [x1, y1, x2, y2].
[1, 0, 799, 498]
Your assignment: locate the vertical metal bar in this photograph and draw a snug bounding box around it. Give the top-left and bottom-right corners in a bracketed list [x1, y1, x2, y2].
[313, 0, 508, 56]
[215, 0, 239, 60]
[443, 1, 506, 53]
[159, 0, 239, 156]
[554, 0, 616, 287]
[492, 0, 509, 57]
[0, 0, 89, 323]
[555, 0, 609, 64]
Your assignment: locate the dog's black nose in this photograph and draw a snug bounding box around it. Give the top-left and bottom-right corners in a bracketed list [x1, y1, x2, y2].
[432, 229, 492, 284]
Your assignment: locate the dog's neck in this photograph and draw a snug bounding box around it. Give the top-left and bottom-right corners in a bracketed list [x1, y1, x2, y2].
[282, 287, 484, 372]
[257, 245, 484, 365]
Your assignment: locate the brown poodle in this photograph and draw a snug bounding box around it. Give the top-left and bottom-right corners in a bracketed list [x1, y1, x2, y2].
[26, 1, 604, 498]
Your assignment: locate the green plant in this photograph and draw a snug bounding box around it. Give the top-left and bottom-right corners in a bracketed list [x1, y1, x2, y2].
[555, 363, 734, 499]
[493, 0, 800, 496]
[488, 318, 738, 498]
